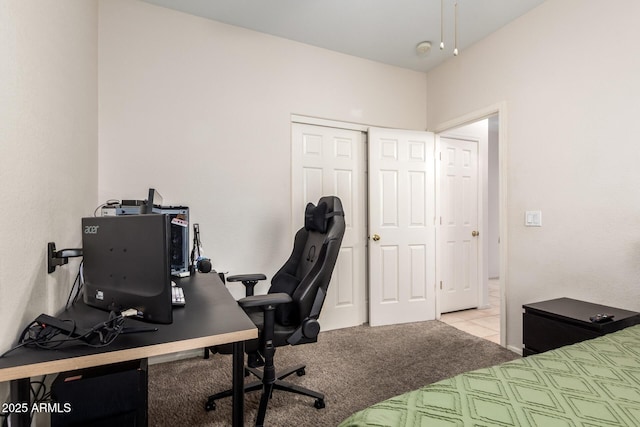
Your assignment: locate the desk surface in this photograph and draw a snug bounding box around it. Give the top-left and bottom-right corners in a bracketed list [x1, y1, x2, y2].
[0, 273, 257, 382]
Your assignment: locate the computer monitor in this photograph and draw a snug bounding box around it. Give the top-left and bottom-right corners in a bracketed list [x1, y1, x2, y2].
[82, 214, 173, 324]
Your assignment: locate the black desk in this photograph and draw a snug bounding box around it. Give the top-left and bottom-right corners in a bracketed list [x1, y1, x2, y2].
[0, 273, 257, 426]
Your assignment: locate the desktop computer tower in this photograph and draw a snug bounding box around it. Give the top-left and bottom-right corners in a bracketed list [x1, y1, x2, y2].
[158, 206, 190, 277]
[51, 359, 148, 427]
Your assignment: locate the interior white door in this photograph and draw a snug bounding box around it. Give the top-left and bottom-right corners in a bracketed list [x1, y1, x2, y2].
[368, 127, 436, 326]
[291, 122, 367, 331]
[439, 136, 480, 313]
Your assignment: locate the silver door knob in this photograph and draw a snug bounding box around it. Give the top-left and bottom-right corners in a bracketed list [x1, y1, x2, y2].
[372, 234, 381, 241]
[472, 230, 479, 237]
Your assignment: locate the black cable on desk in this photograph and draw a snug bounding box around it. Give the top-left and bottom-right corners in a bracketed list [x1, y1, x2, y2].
[1, 311, 127, 358]
[0, 321, 41, 358]
[83, 311, 126, 348]
[34, 320, 77, 351]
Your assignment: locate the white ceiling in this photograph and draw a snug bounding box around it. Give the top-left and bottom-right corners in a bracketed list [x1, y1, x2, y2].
[141, 0, 545, 73]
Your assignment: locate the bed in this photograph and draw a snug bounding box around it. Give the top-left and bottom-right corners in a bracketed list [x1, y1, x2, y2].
[340, 324, 640, 426]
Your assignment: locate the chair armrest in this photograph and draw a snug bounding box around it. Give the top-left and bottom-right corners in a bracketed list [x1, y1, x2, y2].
[227, 273, 267, 297]
[238, 293, 292, 310]
[227, 273, 267, 283]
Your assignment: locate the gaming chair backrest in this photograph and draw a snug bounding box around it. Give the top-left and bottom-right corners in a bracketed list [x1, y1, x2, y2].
[269, 196, 345, 335]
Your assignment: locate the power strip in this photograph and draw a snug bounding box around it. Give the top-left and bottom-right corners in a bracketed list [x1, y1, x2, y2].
[35, 313, 89, 339]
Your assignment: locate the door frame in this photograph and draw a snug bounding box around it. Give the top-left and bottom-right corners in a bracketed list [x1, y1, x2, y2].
[291, 115, 369, 133]
[432, 102, 508, 347]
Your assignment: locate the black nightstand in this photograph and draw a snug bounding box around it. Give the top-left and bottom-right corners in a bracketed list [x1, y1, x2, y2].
[523, 297, 640, 356]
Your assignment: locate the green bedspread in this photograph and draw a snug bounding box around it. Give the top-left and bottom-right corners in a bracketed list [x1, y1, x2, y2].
[340, 324, 640, 426]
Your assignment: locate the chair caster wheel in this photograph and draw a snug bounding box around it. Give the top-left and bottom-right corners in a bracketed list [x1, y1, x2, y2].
[296, 368, 306, 376]
[205, 400, 216, 411]
[314, 398, 325, 409]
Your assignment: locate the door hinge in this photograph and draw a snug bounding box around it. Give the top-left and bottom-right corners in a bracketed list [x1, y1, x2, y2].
[440, 281, 443, 290]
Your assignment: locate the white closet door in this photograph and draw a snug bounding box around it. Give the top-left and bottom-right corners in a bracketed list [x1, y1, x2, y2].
[291, 123, 367, 331]
[368, 127, 436, 326]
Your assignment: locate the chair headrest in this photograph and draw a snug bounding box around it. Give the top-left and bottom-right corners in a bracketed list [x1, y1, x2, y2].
[304, 196, 344, 233]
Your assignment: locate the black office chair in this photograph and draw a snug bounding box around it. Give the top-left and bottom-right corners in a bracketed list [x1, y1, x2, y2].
[205, 196, 345, 426]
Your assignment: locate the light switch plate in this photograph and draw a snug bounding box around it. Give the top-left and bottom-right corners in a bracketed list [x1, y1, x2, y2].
[525, 210, 542, 227]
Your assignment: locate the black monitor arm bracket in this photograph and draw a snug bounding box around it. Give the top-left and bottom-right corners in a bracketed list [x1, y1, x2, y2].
[47, 242, 83, 274]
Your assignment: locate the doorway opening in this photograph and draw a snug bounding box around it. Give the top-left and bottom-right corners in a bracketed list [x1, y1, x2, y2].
[436, 110, 504, 346]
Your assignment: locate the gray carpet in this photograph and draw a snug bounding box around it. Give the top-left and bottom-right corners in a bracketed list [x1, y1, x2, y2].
[148, 320, 519, 426]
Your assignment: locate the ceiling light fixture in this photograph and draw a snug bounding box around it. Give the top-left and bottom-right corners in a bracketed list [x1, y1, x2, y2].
[416, 41, 432, 56]
[438, 0, 460, 56]
[439, 0, 445, 50]
[453, 1, 459, 56]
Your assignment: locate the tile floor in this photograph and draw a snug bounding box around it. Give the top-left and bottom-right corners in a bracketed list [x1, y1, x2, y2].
[440, 279, 501, 344]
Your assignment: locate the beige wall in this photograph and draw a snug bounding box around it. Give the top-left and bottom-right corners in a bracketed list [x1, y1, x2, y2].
[0, 0, 98, 395]
[98, 0, 428, 296]
[427, 0, 640, 350]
